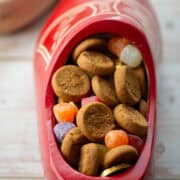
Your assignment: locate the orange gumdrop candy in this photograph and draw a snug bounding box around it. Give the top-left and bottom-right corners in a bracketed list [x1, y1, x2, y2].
[108, 37, 129, 57]
[105, 130, 129, 149]
[53, 102, 78, 123]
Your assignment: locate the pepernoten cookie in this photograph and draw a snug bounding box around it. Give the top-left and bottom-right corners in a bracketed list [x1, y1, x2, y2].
[77, 102, 115, 142]
[72, 38, 107, 60]
[61, 127, 89, 166]
[114, 104, 148, 137]
[77, 51, 115, 76]
[79, 143, 107, 176]
[114, 65, 141, 105]
[104, 145, 138, 168]
[133, 65, 147, 98]
[92, 76, 118, 107]
[139, 99, 148, 117]
[52, 65, 90, 102]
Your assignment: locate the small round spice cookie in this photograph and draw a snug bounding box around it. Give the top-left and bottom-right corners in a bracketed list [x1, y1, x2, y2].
[72, 38, 107, 61]
[92, 76, 118, 107]
[133, 65, 147, 98]
[114, 104, 148, 137]
[114, 65, 141, 106]
[104, 145, 138, 168]
[77, 102, 115, 142]
[52, 65, 90, 102]
[139, 99, 148, 117]
[61, 127, 89, 166]
[79, 143, 107, 176]
[77, 51, 115, 76]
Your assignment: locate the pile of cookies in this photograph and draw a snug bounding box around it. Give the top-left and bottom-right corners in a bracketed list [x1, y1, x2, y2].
[52, 34, 148, 177]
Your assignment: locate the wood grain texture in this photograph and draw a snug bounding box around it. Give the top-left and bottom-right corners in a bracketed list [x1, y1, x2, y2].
[151, 0, 180, 63]
[0, 0, 180, 180]
[0, 20, 44, 179]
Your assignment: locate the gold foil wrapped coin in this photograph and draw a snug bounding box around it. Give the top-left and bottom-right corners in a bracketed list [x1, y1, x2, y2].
[101, 164, 131, 177]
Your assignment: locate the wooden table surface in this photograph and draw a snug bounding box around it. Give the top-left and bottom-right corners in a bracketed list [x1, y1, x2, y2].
[0, 0, 180, 179]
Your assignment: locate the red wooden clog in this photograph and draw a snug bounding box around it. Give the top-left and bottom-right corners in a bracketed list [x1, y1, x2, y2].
[34, 0, 162, 179]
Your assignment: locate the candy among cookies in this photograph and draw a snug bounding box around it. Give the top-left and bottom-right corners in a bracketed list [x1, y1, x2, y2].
[108, 37, 129, 57]
[54, 122, 76, 143]
[81, 96, 101, 106]
[53, 102, 78, 123]
[105, 130, 129, 149]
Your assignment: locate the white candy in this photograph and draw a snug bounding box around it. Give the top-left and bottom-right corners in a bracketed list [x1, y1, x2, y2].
[120, 45, 143, 68]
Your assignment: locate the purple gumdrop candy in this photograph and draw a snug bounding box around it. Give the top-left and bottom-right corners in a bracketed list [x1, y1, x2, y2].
[54, 122, 76, 143]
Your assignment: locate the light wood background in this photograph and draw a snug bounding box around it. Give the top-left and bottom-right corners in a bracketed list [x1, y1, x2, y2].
[0, 0, 180, 179]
